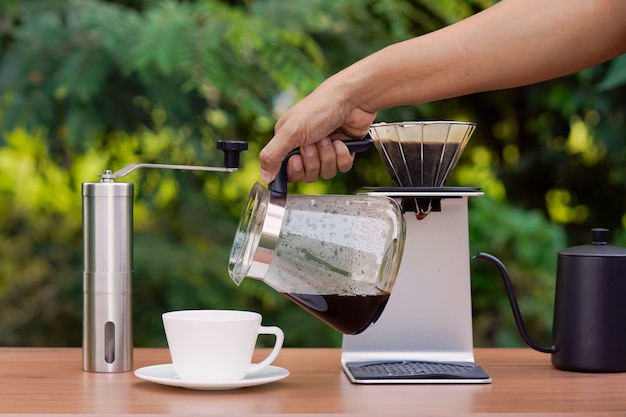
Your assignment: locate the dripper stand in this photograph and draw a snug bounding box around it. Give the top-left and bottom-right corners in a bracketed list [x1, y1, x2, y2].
[341, 121, 491, 384]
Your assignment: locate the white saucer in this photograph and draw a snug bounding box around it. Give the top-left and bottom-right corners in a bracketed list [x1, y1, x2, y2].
[134, 364, 289, 390]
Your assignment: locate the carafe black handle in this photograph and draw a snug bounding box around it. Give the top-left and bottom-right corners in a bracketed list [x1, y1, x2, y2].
[268, 136, 374, 197]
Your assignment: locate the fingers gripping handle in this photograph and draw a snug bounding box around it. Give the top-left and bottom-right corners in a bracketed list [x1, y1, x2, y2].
[268, 137, 374, 196]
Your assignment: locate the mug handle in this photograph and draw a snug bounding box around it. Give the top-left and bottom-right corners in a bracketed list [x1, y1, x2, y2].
[248, 326, 284, 374]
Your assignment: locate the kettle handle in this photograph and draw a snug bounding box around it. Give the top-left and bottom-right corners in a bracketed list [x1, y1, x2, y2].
[473, 252, 555, 354]
[268, 137, 374, 196]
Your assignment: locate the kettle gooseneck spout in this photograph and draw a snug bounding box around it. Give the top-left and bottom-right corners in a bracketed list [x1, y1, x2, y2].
[473, 252, 555, 354]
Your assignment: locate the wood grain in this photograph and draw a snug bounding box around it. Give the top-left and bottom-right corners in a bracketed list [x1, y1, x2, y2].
[0, 348, 625, 415]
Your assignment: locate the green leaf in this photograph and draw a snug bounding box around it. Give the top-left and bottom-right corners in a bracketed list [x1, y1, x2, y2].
[598, 54, 626, 91]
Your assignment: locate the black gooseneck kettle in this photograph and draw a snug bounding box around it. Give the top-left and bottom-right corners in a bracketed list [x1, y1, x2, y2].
[475, 228, 626, 372]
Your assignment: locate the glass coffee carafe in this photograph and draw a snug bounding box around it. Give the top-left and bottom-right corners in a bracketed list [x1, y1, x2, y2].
[229, 182, 405, 335]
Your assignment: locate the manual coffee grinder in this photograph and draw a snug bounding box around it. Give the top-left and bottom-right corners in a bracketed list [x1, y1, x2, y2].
[82, 140, 247, 373]
[341, 121, 492, 384]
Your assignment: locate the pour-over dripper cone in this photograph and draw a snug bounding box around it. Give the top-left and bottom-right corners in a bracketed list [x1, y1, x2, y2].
[369, 121, 476, 187]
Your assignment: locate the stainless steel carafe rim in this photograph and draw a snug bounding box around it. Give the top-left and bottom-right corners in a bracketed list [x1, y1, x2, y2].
[229, 182, 285, 283]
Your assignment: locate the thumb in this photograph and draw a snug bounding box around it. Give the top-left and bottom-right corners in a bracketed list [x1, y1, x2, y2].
[259, 136, 295, 183]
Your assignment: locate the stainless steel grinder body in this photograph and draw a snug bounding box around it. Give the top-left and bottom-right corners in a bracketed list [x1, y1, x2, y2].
[80, 140, 248, 373]
[82, 179, 133, 372]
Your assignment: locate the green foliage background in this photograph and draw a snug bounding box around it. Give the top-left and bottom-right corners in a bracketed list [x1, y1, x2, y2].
[0, 0, 625, 348]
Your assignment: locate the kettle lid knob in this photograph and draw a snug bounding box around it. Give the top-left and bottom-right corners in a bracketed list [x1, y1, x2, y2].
[559, 227, 626, 257]
[591, 228, 609, 245]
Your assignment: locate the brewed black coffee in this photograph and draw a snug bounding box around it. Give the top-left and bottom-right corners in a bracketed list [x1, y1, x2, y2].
[379, 140, 460, 187]
[283, 291, 390, 335]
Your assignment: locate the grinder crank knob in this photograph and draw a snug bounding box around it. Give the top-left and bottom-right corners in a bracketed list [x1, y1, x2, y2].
[217, 140, 248, 169]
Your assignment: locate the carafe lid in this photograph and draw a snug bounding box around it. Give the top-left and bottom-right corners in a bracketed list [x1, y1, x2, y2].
[558, 228, 626, 257]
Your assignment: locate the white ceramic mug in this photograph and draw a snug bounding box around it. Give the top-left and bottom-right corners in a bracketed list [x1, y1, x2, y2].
[162, 310, 284, 381]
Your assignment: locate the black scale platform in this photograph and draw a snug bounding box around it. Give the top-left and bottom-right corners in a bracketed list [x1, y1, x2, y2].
[345, 360, 490, 381]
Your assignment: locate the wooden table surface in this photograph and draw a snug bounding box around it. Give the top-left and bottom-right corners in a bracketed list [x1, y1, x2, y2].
[1, 347, 625, 416]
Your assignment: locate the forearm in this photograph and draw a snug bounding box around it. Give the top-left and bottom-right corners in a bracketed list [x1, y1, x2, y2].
[330, 0, 626, 112]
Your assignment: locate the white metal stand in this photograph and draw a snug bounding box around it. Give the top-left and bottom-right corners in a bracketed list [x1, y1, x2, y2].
[341, 193, 491, 384]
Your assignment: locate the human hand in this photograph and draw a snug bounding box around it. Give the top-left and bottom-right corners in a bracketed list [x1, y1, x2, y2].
[259, 86, 376, 183]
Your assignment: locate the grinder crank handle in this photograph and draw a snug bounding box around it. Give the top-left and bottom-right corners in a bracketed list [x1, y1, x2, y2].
[100, 140, 249, 180]
[268, 136, 374, 196]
